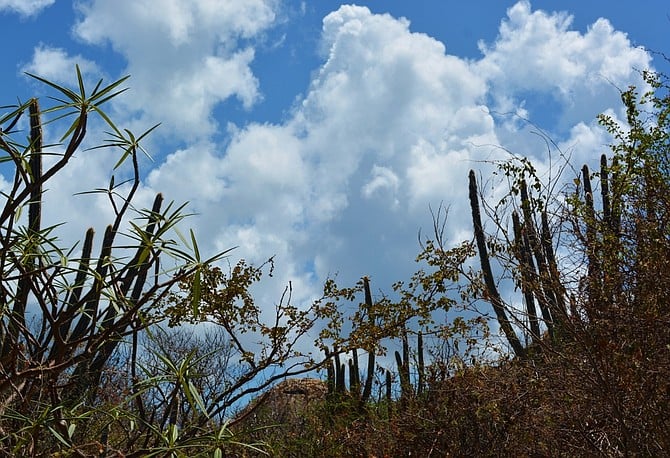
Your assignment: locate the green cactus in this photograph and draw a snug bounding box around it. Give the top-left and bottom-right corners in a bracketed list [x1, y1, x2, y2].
[349, 349, 360, 394]
[390, 327, 427, 401]
[325, 277, 378, 403]
[581, 164, 604, 309]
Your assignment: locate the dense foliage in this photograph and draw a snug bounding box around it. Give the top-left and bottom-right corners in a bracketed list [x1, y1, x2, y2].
[1, 67, 668, 456]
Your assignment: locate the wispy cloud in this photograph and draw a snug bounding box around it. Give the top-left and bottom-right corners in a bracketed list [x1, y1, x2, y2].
[0, 0, 53, 17]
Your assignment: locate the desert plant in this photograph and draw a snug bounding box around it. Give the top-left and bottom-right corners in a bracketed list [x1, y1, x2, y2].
[0, 68, 258, 455]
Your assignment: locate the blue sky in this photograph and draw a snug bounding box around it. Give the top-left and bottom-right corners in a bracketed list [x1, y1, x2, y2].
[1, 1, 667, 333]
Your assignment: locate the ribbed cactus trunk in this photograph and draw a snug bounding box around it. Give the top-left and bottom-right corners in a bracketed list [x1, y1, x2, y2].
[417, 332, 425, 396]
[512, 210, 542, 342]
[361, 277, 376, 403]
[581, 165, 603, 312]
[385, 369, 392, 402]
[349, 349, 360, 394]
[1, 99, 43, 368]
[469, 170, 526, 357]
[519, 180, 562, 340]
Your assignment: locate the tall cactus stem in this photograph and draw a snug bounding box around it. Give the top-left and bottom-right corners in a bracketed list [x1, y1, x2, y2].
[361, 277, 376, 402]
[350, 349, 361, 394]
[601, 154, 611, 228]
[28, 98, 42, 234]
[512, 211, 542, 341]
[417, 332, 425, 396]
[385, 369, 392, 402]
[469, 170, 525, 357]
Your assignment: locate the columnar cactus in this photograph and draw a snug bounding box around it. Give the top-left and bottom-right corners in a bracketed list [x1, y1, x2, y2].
[469, 170, 526, 357]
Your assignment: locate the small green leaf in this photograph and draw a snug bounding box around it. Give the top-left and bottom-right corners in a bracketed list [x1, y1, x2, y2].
[168, 423, 179, 445]
[76, 64, 86, 99]
[25, 72, 79, 101]
[47, 426, 70, 447]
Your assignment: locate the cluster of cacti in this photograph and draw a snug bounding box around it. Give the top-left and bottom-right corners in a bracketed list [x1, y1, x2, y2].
[393, 327, 425, 400]
[578, 155, 623, 315]
[469, 170, 527, 357]
[468, 152, 626, 356]
[325, 277, 376, 403]
[470, 167, 574, 356]
[324, 277, 427, 405]
[513, 177, 567, 344]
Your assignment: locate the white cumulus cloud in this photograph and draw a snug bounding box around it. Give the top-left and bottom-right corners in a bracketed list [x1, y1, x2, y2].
[177, 2, 653, 296]
[72, 0, 278, 139]
[477, 1, 651, 129]
[22, 45, 101, 85]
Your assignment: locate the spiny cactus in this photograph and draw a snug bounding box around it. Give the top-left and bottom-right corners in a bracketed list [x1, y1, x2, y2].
[391, 326, 426, 401]
[417, 331, 425, 396]
[469, 170, 526, 357]
[325, 277, 377, 404]
[395, 349, 411, 401]
[512, 210, 542, 342]
[360, 277, 376, 402]
[385, 369, 392, 402]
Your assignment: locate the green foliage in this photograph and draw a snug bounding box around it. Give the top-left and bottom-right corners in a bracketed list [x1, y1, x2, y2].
[0, 70, 242, 455]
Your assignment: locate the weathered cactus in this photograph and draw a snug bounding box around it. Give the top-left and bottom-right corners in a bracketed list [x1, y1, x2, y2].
[349, 350, 360, 394]
[601, 154, 612, 230]
[396, 325, 413, 401]
[392, 326, 426, 401]
[385, 369, 392, 402]
[469, 170, 526, 357]
[325, 277, 378, 403]
[581, 164, 602, 306]
[417, 331, 425, 396]
[512, 210, 542, 342]
[360, 277, 376, 402]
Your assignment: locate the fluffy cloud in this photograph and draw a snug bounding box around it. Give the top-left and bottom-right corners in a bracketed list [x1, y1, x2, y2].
[21, 45, 101, 84]
[0, 0, 53, 17]
[146, 3, 655, 305]
[362, 165, 400, 203]
[149, 5, 500, 293]
[72, 0, 278, 139]
[478, 1, 651, 130]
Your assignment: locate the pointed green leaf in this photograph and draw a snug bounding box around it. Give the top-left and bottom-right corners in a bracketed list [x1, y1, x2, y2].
[76, 64, 86, 99]
[190, 229, 200, 263]
[25, 72, 79, 101]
